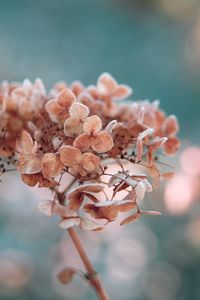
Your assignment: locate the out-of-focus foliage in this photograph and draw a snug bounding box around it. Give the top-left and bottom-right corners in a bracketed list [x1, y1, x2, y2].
[0, 1, 200, 300]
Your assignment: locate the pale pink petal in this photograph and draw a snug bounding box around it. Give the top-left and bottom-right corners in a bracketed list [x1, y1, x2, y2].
[41, 153, 63, 178]
[81, 152, 100, 172]
[57, 88, 76, 108]
[83, 115, 102, 134]
[70, 80, 84, 96]
[59, 146, 81, 167]
[64, 117, 83, 137]
[45, 99, 64, 123]
[59, 217, 80, 229]
[164, 137, 180, 155]
[38, 200, 53, 216]
[73, 133, 92, 152]
[91, 131, 114, 153]
[69, 183, 104, 194]
[19, 131, 34, 154]
[163, 115, 179, 136]
[135, 139, 143, 162]
[135, 181, 146, 201]
[17, 155, 41, 174]
[97, 73, 118, 94]
[112, 84, 132, 100]
[69, 102, 89, 119]
[80, 218, 102, 231]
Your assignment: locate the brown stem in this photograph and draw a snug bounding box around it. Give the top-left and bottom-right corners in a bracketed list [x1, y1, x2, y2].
[67, 227, 110, 300]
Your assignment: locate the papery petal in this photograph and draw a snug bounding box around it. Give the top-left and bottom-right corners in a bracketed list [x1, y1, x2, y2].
[73, 133, 92, 152]
[83, 115, 102, 134]
[45, 99, 64, 123]
[87, 85, 99, 99]
[91, 131, 114, 153]
[59, 217, 80, 229]
[70, 80, 84, 96]
[97, 73, 118, 94]
[69, 102, 89, 119]
[105, 120, 117, 132]
[41, 153, 63, 178]
[80, 218, 102, 231]
[68, 192, 84, 211]
[57, 88, 76, 108]
[135, 181, 146, 201]
[21, 173, 40, 187]
[38, 200, 53, 216]
[64, 117, 83, 137]
[81, 152, 100, 172]
[84, 203, 118, 220]
[69, 183, 104, 194]
[53, 204, 77, 218]
[164, 137, 180, 155]
[120, 211, 141, 225]
[17, 155, 41, 174]
[19, 131, 34, 154]
[138, 128, 154, 140]
[38, 177, 59, 188]
[163, 115, 179, 136]
[59, 146, 81, 167]
[141, 210, 162, 216]
[112, 85, 132, 100]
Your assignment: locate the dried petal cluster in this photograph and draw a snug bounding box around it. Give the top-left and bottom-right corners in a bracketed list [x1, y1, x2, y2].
[0, 73, 180, 230]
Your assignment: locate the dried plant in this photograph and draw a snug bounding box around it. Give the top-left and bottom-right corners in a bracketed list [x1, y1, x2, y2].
[0, 73, 180, 300]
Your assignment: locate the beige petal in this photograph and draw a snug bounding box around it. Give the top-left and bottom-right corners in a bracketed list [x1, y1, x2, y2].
[57, 88, 76, 108]
[64, 117, 83, 137]
[141, 210, 162, 216]
[41, 153, 63, 178]
[69, 102, 89, 119]
[91, 131, 114, 153]
[83, 115, 102, 134]
[59, 146, 81, 167]
[80, 218, 102, 231]
[135, 181, 146, 201]
[17, 155, 41, 174]
[97, 73, 118, 94]
[59, 217, 80, 229]
[73, 133, 92, 152]
[38, 200, 53, 216]
[81, 152, 100, 172]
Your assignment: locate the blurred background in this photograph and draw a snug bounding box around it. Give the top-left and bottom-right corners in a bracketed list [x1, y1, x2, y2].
[0, 0, 200, 299]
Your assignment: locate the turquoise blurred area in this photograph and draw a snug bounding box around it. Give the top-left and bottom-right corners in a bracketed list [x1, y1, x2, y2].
[0, 1, 200, 300]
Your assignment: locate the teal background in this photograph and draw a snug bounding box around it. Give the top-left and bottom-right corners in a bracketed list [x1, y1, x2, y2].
[0, 1, 200, 299]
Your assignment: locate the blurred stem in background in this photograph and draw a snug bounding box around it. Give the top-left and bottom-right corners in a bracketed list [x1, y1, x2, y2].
[68, 228, 110, 300]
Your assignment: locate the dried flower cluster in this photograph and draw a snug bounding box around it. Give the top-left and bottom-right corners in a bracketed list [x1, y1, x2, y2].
[0, 73, 180, 231]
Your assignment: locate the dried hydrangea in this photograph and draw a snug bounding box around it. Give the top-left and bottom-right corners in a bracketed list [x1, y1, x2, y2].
[0, 72, 180, 299]
[0, 72, 180, 229]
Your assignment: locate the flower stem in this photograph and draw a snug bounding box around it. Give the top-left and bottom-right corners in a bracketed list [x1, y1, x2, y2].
[67, 227, 110, 300]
